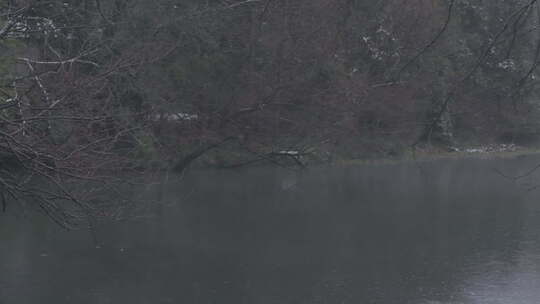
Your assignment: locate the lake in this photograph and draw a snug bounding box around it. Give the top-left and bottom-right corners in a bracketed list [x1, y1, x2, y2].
[2, 155, 540, 303]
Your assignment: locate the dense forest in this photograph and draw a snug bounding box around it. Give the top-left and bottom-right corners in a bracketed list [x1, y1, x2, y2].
[2, 0, 540, 226]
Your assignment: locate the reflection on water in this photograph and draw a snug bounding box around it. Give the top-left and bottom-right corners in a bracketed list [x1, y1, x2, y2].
[458, 202, 540, 304]
[2, 156, 540, 303]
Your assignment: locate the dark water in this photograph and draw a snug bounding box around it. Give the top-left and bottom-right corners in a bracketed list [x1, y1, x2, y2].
[3, 156, 540, 303]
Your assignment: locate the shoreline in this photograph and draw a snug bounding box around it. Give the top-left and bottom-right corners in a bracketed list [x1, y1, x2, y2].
[191, 143, 540, 171]
[332, 145, 540, 167]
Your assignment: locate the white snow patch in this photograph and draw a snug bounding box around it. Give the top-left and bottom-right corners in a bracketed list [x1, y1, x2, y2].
[153, 112, 199, 122]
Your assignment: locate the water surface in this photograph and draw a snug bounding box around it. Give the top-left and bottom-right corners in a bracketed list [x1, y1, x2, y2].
[2, 156, 540, 303]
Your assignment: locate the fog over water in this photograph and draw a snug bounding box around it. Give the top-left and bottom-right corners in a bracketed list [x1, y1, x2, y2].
[3, 156, 540, 303]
